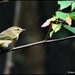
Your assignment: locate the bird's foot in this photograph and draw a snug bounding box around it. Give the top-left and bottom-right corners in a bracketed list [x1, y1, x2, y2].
[0, 46, 14, 53]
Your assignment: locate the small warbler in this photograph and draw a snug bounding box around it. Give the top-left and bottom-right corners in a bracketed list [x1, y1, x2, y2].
[0, 26, 25, 49]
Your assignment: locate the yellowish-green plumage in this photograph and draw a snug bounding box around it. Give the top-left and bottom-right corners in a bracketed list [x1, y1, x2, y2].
[0, 26, 25, 48]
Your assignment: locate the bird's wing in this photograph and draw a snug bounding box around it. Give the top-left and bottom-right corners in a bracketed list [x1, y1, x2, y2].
[0, 33, 13, 47]
[0, 33, 16, 40]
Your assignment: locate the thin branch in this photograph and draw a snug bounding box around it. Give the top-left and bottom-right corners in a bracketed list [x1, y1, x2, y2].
[46, 35, 75, 42]
[12, 35, 75, 50]
[12, 40, 45, 50]
[45, 25, 52, 40]
[0, 35, 75, 54]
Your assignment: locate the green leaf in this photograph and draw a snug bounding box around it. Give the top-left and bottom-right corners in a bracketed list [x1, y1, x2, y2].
[56, 11, 69, 20]
[50, 30, 54, 38]
[51, 16, 58, 21]
[69, 12, 75, 17]
[71, 2, 75, 11]
[64, 25, 75, 34]
[69, 12, 75, 20]
[52, 24, 62, 32]
[58, 1, 73, 10]
[50, 24, 62, 38]
[71, 16, 75, 20]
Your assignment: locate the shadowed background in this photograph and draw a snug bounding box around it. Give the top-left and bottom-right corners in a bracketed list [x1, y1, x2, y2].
[0, 1, 75, 74]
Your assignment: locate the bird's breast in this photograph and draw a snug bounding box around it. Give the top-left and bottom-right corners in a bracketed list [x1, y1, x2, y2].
[0, 40, 13, 48]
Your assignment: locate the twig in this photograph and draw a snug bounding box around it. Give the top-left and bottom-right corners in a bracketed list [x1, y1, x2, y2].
[0, 35, 75, 54]
[12, 40, 46, 50]
[45, 25, 52, 40]
[12, 35, 75, 50]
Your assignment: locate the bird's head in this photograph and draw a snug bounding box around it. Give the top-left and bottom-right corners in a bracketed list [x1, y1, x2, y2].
[9, 26, 25, 35]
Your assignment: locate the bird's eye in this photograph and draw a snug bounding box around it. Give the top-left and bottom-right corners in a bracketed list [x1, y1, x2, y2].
[16, 29, 19, 31]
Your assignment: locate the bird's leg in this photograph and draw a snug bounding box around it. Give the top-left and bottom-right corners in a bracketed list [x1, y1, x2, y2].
[0, 46, 14, 53]
[6, 45, 14, 50]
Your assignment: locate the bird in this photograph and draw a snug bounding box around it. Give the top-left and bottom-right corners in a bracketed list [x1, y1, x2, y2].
[0, 26, 25, 51]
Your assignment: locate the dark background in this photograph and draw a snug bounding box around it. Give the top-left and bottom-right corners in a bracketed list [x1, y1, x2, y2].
[0, 1, 75, 74]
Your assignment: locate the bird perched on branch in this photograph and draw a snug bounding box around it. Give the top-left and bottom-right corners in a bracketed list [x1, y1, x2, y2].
[0, 26, 25, 51]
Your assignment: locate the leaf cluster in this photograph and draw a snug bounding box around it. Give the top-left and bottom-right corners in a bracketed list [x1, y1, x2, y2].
[41, 1, 75, 38]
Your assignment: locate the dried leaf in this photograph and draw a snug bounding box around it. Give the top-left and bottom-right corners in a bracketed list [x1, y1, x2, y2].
[41, 16, 57, 27]
[41, 19, 51, 27]
[65, 16, 72, 26]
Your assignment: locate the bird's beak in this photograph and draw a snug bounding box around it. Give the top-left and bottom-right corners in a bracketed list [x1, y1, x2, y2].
[22, 29, 26, 31]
